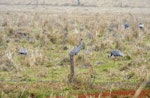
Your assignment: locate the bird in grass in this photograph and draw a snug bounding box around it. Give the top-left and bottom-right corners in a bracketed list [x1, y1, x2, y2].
[138, 22, 144, 30]
[108, 49, 124, 57]
[124, 22, 130, 29]
[18, 48, 28, 55]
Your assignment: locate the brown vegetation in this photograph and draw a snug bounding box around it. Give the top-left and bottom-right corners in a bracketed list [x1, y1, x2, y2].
[0, 2, 150, 97]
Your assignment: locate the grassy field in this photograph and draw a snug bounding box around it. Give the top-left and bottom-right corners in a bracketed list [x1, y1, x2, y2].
[0, 2, 150, 97]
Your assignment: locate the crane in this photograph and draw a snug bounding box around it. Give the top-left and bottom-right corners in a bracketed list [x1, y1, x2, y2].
[138, 22, 144, 30]
[109, 49, 124, 57]
[124, 22, 130, 29]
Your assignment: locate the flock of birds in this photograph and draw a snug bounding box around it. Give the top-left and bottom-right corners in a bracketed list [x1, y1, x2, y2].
[17, 41, 125, 58]
[68, 21, 150, 86]
[17, 21, 150, 86]
[71, 40, 125, 59]
[18, 22, 144, 57]
[124, 22, 144, 30]
[69, 22, 144, 58]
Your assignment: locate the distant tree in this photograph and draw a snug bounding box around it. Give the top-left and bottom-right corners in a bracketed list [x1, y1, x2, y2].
[77, 0, 80, 5]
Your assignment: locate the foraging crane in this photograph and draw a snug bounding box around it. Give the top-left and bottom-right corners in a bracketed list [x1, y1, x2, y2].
[18, 48, 28, 55]
[69, 39, 83, 82]
[108, 49, 124, 57]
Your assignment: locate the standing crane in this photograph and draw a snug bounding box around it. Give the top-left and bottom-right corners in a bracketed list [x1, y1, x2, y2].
[69, 39, 83, 82]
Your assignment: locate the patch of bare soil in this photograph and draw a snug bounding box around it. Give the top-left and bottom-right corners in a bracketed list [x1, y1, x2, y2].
[78, 90, 150, 98]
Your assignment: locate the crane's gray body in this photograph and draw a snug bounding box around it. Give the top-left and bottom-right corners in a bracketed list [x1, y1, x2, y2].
[138, 23, 144, 30]
[70, 39, 83, 56]
[110, 49, 124, 57]
[124, 22, 130, 29]
[18, 48, 28, 55]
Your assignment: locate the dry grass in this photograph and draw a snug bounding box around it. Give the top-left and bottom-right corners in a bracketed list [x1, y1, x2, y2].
[0, 0, 150, 8]
[0, 5, 150, 97]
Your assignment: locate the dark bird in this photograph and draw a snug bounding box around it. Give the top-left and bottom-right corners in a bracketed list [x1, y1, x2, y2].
[124, 22, 130, 29]
[138, 22, 144, 30]
[70, 39, 83, 56]
[18, 48, 28, 55]
[109, 49, 124, 57]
